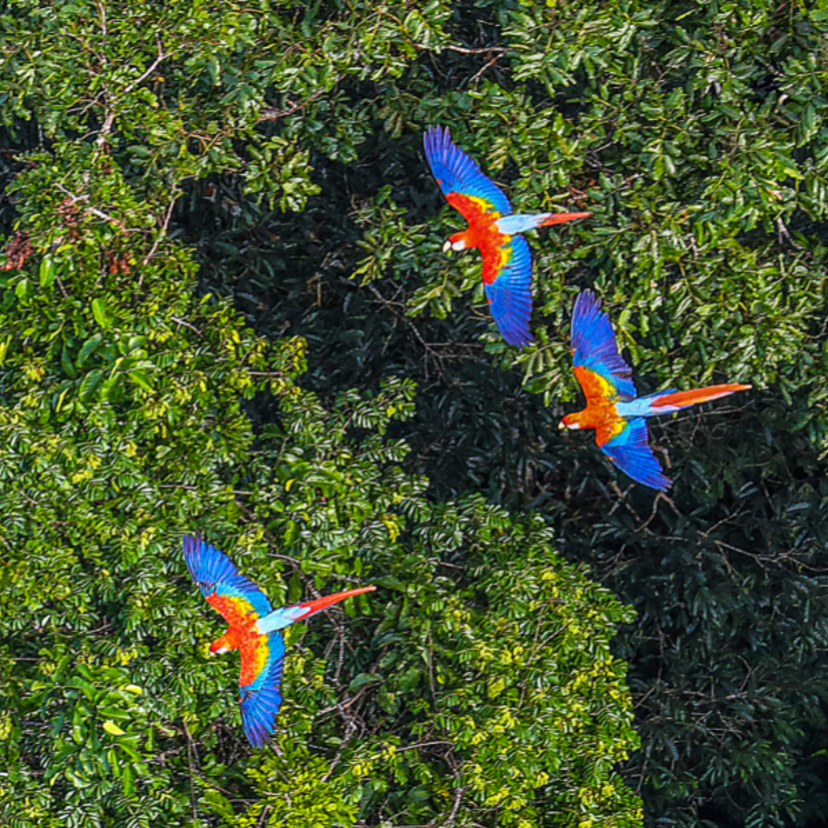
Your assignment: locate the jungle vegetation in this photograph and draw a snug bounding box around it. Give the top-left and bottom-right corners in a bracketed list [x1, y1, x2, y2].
[1, 1, 827, 827]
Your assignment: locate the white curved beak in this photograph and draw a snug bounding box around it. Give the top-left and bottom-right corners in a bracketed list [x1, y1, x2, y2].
[442, 240, 451, 253]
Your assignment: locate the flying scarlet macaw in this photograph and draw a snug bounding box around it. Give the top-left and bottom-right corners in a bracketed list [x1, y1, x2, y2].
[183, 534, 375, 747]
[423, 125, 590, 347]
[560, 290, 751, 491]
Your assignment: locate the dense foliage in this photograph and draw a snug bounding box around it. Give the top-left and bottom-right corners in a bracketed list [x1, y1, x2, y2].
[2, 0, 828, 827]
[0, 1, 644, 827]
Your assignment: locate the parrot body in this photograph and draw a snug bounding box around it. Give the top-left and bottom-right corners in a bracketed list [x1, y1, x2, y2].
[560, 290, 751, 491]
[183, 534, 374, 747]
[424, 125, 590, 347]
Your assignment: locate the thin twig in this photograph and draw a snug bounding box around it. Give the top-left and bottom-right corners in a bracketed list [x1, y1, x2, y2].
[257, 87, 330, 123]
[121, 38, 169, 97]
[96, 0, 107, 36]
[55, 184, 131, 231]
[183, 722, 199, 821]
[316, 686, 378, 719]
[95, 111, 117, 150]
[415, 43, 506, 56]
[365, 282, 447, 378]
[320, 717, 358, 783]
[96, 37, 168, 150]
[394, 740, 455, 754]
[140, 191, 179, 270]
[255, 805, 273, 828]
[169, 316, 203, 336]
[440, 783, 467, 827]
[445, 44, 505, 55]
[469, 56, 500, 85]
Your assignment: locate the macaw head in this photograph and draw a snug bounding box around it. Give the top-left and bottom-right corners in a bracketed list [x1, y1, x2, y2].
[444, 231, 468, 252]
[559, 413, 582, 430]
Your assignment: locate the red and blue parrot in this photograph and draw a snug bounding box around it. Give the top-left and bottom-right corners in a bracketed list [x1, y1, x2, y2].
[560, 290, 751, 491]
[423, 125, 590, 347]
[183, 534, 375, 747]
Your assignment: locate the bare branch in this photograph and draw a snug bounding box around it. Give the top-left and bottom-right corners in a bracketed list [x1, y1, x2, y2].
[140, 190, 179, 268]
[415, 43, 506, 56]
[169, 316, 203, 336]
[95, 0, 107, 36]
[469, 56, 500, 85]
[257, 86, 330, 124]
[122, 40, 168, 97]
[440, 783, 468, 827]
[54, 184, 132, 231]
[96, 37, 169, 150]
[182, 722, 199, 821]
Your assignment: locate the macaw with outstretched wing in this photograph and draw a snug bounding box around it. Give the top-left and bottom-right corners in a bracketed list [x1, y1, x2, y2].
[423, 125, 590, 347]
[183, 534, 375, 747]
[560, 290, 751, 491]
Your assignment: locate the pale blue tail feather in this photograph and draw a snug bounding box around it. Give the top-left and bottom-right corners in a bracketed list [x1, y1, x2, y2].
[495, 213, 554, 235]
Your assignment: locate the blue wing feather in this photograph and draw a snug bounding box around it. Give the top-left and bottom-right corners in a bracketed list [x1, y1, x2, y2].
[424, 125, 512, 215]
[600, 418, 671, 491]
[484, 235, 533, 347]
[239, 632, 286, 748]
[571, 290, 637, 401]
[182, 534, 272, 617]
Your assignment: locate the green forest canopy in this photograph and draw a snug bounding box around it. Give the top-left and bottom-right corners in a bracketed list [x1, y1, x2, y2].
[1, 1, 828, 827]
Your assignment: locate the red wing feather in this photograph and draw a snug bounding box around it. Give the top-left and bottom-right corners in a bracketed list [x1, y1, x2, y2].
[447, 191, 500, 225]
[207, 593, 260, 630]
[574, 366, 618, 407]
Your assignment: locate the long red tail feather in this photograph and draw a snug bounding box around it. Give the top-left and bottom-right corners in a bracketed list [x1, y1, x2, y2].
[651, 383, 751, 409]
[539, 211, 591, 227]
[297, 585, 376, 614]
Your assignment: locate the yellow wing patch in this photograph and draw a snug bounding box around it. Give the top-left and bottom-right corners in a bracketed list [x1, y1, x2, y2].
[208, 593, 260, 628]
[596, 418, 627, 446]
[447, 192, 500, 224]
[239, 634, 270, 688]
[574, 366, 619, 406]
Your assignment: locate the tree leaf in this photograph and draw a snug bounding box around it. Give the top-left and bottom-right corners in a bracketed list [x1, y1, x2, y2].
[91, 297, 111, 329]
[39, 255, 56, 287]
[77, 334, 103, 367]
[103, 720, 125, 736]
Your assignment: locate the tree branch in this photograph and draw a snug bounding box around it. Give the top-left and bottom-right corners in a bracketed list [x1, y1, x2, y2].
[96, 36, 169, 151]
